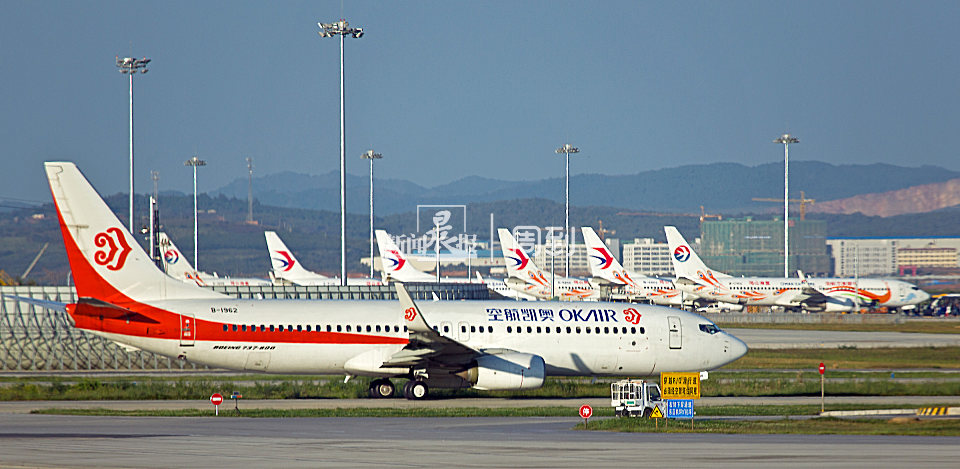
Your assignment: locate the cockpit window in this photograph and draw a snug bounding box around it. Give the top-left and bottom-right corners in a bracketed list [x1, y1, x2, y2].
[699, 324, 720, 334]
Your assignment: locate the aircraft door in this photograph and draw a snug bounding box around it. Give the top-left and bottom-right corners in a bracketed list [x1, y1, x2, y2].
[458, 321, 470, 342]
[180, 313, 196, 346]
[667, 316, 681, 349]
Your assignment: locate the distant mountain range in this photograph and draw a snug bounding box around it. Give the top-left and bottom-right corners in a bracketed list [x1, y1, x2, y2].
[811, 178, 960, 217]
[213, 161, 960, 216]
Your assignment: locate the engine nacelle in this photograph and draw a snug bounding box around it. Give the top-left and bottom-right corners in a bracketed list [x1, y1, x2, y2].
[458, 351, 545, 391]
[805, 297, 855, 313]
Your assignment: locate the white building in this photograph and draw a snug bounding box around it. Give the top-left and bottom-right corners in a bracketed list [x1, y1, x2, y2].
[620, 237, 702, 277]
[826, 237, 960, 277]
[532, 243, 591, 277]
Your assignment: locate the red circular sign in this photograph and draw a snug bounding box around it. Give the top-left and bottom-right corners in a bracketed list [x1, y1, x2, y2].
[579, 404, 593, 419]
[818, 363, 825, 375]
[210, 393, 223, 405]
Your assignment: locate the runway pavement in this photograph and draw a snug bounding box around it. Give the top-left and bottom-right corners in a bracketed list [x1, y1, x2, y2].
[1, 395, 958, 414]
[726, 327, 960, 349]
[1, 413, 959, 468]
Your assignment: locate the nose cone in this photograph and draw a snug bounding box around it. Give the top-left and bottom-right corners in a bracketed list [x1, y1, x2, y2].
[729, 334, 748, 360]
[918, 289, 931, 303]
[714, 332, 748, 368]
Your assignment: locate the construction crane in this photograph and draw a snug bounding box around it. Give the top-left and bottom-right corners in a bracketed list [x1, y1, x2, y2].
[699, 205, 722, 223]
[752, 191, 815, 220]
[596, 220, 616, 240]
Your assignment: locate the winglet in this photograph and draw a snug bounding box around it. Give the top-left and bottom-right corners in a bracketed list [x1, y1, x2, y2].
[394, 282, 433, 333]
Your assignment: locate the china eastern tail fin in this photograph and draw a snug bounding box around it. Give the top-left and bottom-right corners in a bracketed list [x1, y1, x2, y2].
[581, 226, 641, 287]
[264, 231, 332, 284]
[497, 228, 551, 288]
[157, 232, 197, 280]
[664, 226, 730, 283]
[375, 230, 435, 282]
[44, 162, 222, 304]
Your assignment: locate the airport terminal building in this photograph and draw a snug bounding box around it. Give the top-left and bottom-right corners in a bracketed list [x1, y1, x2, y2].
[826, 237, 960, 276]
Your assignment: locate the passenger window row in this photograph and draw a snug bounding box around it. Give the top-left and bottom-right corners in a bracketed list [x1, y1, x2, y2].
[222, 324, 407, 333]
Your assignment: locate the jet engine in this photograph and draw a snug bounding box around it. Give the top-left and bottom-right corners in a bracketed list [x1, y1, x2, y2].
[457, 351, 545, 391]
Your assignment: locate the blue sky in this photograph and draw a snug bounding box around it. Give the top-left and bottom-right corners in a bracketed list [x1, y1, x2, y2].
[2, 0, 959, 204]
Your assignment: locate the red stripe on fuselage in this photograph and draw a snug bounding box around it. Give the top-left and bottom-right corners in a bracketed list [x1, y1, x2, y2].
[52, 186, 407, 346]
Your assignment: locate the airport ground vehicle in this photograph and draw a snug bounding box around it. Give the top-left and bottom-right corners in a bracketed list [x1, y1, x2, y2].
[610, 379, 664, 417]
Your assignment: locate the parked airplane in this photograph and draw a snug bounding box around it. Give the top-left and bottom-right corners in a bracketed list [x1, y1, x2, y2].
[265, 231, 381, 286]
[581, 227, 685, 306]
[158, 232, 271, 287]
[374, 229, 435, 283]
[38, 162, 747, 399]
[376, 229, 535, 300]
[664, 226, 930, 312]
[497, 228, 599, 301]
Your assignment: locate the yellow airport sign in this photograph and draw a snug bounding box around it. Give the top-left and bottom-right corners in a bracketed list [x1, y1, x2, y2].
[660, 372, 701, 399]
[650, 405, 664, 419]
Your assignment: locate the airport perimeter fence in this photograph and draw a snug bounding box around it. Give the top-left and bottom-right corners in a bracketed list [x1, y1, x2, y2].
[0, 283, 490, 371]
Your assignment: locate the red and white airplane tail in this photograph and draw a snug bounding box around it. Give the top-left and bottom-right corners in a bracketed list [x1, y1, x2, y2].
[581, 226, 639, 288]
[496, 228, 551, 288]
[45, 162, 222, 304]
[375, 230, 435, 283]
[664, 226, 731, 286]
[264, 231, 333, 284]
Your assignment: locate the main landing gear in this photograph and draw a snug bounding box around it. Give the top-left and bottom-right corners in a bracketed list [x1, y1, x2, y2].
[402, 380, 428, 400]
[368, 378, 395, 398]
[367, 378, 429, 400]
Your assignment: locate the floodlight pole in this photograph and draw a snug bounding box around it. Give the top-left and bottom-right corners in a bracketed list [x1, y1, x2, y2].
[318, 19, 363, 286]
[185, 156, 206, 271]
[556, 144, 580, 277]
[246, 157, 254, 223]
[773, 134, 798, 278]
[116, 56, 150, 233]
[361, 150, 382, 279]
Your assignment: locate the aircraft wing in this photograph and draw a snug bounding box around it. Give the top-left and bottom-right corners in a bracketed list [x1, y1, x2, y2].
[382, 283, 481, 369]
[788, 271, 831, 307]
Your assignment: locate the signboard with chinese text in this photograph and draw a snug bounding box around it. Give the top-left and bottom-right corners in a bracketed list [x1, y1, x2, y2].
[660, 372, 701, 399]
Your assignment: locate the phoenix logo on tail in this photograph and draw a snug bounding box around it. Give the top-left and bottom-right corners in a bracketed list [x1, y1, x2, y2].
[507, 249, 529, 269]
[386, 250, 406, 271]
[93, 227, 132, 271]
[273, 251, 296, 272]
[590, 247, 614, 270]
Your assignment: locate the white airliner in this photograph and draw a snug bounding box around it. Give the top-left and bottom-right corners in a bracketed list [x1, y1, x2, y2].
[664, 226, 930, 312]
[497, 228, 599, 301]
[374, 229, 435, 283]
[38, 162, 747, 399]
[158, 232, 271, 287]
[265, 231, 381, 286]
[581, 227, 685, 306]
[376, 229, 536, 300]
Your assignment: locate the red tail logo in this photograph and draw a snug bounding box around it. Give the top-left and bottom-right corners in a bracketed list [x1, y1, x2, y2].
[93, 227, 132, 271]
[404, 307, 417, 322]
[623, 307, 642, 325]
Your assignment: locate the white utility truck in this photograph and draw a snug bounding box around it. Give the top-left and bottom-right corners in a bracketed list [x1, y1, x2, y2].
[611, 379, 664, 417]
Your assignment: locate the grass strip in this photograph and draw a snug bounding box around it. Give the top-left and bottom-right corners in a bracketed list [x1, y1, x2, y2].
[4, 373, 960, 400]
[577, 416, 960, 437]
